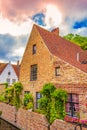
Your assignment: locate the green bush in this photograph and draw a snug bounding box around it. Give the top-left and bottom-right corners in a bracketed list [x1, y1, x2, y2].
[23, 93, 34, 110]
[38, 83, 68, 124]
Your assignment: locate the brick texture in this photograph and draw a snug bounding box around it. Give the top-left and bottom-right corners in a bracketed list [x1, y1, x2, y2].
[0, 103, 87, 130]
[19, 25, 87, 118]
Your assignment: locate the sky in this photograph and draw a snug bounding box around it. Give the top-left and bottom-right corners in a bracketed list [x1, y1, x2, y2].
[0, 0, 87, 64]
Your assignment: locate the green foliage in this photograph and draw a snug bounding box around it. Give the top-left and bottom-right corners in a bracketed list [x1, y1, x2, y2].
[14, 82, 23, 95]
[13, 82, 23, 110]
[1, 82, 23, 110]
[3, 82, 8, 88]
[5, 86, 14, 104]
[64, 34, 87, 50]
[38, 83, 68, 124]
[23, 93, 34, 110]
[52, 89, 68, 120]
[0, 93, 6, 102]
[0, 111, 2, 116]
[26, 102, 34, 110]
[40, 83, 56, 97]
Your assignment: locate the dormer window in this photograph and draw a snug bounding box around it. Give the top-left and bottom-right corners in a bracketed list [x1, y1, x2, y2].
[8, 72, 11, 75]
[32, 44, 36, 54]
[55, 66, 60, 76]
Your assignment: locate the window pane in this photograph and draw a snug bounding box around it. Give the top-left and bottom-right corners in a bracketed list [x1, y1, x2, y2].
[6, 78, 10, 84]
[55, 67, 60, 76]
[8, 72, 11, 75]
[12, 79, 16, 83]
[66, 93, 79, 117]
[30, 65, 37, 81]
[36, 92, 42, 109]
[72, 94, 79, 102]
[33, 44, 36, 54]
[24, 91, 30, 94]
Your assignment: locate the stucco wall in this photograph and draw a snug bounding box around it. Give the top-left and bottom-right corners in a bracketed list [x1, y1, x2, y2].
[0, 63, 18, 85]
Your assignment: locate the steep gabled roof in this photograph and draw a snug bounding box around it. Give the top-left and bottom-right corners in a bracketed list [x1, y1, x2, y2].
[0, 63, 7, 74]
[12, 65, 19, 77]
[34, 24, 87, 73]
[0, 62, 19, 78]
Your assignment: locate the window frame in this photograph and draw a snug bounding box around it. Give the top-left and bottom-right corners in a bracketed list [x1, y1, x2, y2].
[32, 44, 36, 54]
[66, 93, 79, 117]
[12, 79, 16, 83]
[30, 64, 37, 81]
[24, 91, 30, 94]
[55, 66, 60, 76]
[6, 78, 10, 84]
[8, 72, 11, 75]
[36, 92, 42, 109]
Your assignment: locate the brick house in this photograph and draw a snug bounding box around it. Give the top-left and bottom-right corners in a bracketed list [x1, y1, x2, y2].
[20, 24, 87, 119]
[0, 61, 19, 85]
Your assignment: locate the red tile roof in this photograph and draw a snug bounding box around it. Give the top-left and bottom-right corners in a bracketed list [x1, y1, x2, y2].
[0, 63, 7, 74]
[12, 65, 19, 78]
[0, 62, 19, 78]
[34, 24, 87, 73]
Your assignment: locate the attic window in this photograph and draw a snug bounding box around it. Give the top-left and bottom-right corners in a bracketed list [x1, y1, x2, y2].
[32, 44, 36, 54]
[55, 66, 60, 76]
[8, 72, 11, 75]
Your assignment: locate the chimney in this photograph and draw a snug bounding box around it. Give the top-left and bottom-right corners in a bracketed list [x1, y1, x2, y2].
[51, 27, 59, 35]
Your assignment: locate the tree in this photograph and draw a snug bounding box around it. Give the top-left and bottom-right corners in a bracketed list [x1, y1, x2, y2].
[38, 83, 67, 124]
[64, 34, 87, 50]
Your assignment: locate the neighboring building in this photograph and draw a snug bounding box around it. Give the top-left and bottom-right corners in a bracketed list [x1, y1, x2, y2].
[20, 24, 87, 119]
[0, 61, 19, 85]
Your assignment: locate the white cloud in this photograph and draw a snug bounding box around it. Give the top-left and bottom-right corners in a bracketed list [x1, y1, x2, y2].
[44, 4, 62, 29]
[0, 15, 34, 36]
[12, 47, 25, 57]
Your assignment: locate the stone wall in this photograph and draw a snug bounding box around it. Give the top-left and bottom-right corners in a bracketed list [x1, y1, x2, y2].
[0, 103, 49, 130]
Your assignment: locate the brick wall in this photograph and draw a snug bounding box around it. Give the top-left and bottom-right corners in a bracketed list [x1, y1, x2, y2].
[20, 25, 87, 91]
[0, 103, 49, 130]
[19, 25, 87, 118]
[0, 103, 87, 130]
[50, 119, 87, 130]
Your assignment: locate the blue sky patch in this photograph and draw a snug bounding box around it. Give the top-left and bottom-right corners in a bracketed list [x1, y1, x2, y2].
[73, 18, 87, 29]
[32, 13, 45, 26]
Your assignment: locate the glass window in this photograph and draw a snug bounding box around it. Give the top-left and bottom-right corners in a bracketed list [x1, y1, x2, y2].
[6, 78, 10, 84]
[8, 72, 11, 75]
[36, 92, 42, 109]
[30, 65, 37, 81]
[24, 91, 30, 94]
[12, 79, 16, 83]
[66, 93, 79, 117]
[55, 67, 60, 76]
[32, 44, 36, 54]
